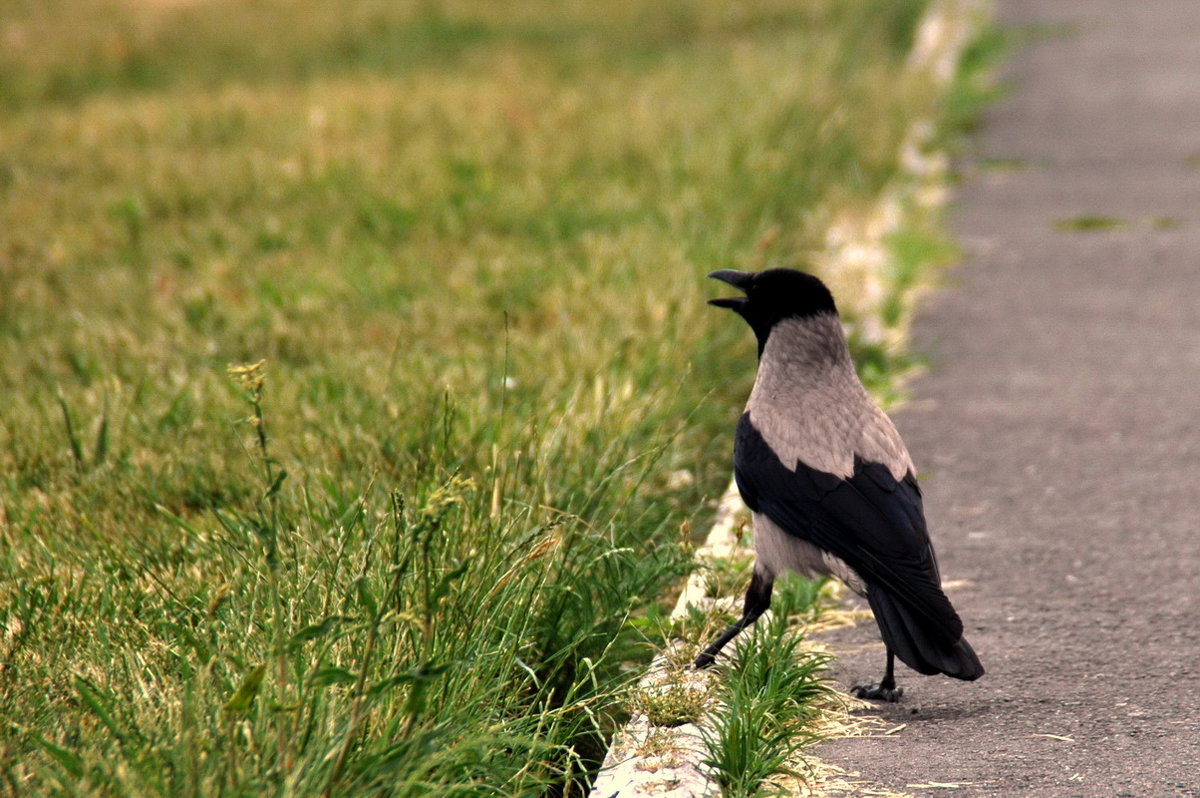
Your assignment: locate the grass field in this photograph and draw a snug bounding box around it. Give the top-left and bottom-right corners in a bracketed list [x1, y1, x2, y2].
[0, 0, 948, 794]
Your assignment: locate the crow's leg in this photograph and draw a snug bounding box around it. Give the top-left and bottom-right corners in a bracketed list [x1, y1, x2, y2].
[693, 570, 773, 669]
[852, 648, 904, 702]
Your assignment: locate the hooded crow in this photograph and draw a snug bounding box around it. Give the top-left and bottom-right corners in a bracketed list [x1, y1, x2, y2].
[695, 267, 983, 701]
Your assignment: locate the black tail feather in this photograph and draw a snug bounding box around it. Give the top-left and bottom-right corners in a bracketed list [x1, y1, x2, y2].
[867, 587, 984, 681]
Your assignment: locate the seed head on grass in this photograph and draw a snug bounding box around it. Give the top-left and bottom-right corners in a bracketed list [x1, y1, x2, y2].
[227, 360, 273, 473]
[489, 529, 562, 595]
[226, 360, 266, 396]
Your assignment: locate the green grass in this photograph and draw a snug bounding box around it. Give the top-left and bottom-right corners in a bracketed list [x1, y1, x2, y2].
[702, 579, 833, 798]
[935, 22, 1011, 148]
[702, 552, 756, 600]
[0, 0, 948, 794]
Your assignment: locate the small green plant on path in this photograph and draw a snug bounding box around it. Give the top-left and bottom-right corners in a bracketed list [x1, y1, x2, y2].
[1054, 215, 1130, 231]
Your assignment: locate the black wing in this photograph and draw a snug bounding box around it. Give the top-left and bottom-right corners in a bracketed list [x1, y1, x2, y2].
[734, 412, 963, 642]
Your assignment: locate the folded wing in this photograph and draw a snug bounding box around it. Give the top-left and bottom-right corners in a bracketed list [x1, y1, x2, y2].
[734, 413, 983, 679]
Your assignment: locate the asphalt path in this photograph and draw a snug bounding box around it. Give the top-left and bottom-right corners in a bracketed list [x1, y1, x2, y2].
[817, 2, 1200, 795]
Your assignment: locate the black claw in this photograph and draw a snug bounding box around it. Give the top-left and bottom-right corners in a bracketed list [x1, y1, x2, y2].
[851, 682, 904, 702]
[852, 649, 903, 701]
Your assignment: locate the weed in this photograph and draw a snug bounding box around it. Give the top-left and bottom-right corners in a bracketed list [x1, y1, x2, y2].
[1152, 217, 1183, 230]
[635, 727, 683, 760]
[1054, 215, 1130, 232]
[978, 157, 1029, 172]
[632, 679, 710, 729]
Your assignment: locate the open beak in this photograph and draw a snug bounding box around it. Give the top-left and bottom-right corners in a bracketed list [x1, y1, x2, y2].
[707, 269, 752, 310]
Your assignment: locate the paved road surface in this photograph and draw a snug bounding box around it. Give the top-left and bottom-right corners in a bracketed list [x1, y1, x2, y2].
[818, 2, 1200, 795]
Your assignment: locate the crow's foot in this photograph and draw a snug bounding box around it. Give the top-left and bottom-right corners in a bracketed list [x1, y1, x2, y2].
[851, 682, 903, 702]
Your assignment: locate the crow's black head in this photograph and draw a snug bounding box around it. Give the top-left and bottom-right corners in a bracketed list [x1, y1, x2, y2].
[708, 268, 838, 353]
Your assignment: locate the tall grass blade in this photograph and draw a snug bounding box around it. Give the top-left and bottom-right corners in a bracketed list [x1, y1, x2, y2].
[55, 390, 84, 473]
[73, 677, 133, 748]
[93, 399, 109, 468]
[28, 733, 84, 780]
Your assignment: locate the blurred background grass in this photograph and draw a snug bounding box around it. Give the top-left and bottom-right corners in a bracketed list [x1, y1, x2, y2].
[0, 0, 941, 794]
